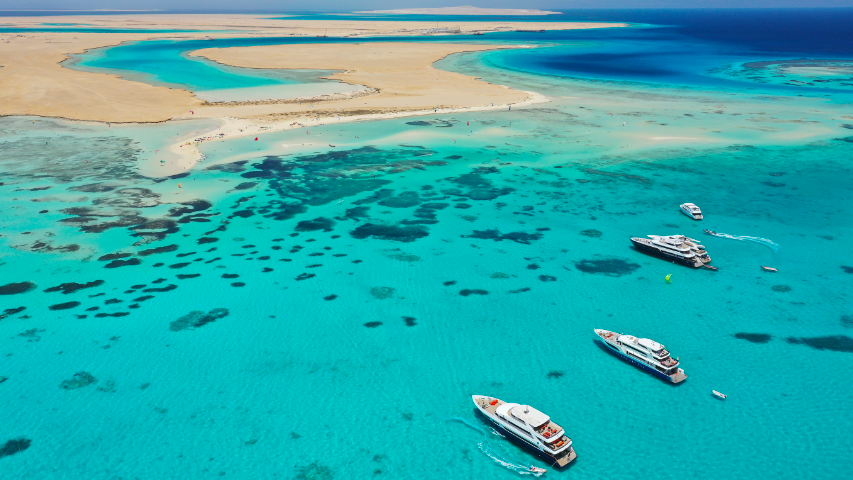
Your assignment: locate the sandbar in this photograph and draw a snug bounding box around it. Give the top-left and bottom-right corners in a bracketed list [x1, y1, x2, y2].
[354, 7, 562, 16]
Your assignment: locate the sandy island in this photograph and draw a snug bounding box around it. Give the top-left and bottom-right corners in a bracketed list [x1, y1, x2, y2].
[354, 7, 562, 15]
[0, 14, 625, 173]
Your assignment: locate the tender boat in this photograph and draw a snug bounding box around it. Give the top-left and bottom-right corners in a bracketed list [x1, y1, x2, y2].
[680, 203, 703, 220]
[631, 234, 715, 269]
[595, 329, 687, 383]
[761, 266, 777, 272]
[712, 390, 727, 400]
[472, 395, 577, 468]
[703, 229, 716, 236]
[530, 466, 547, 474]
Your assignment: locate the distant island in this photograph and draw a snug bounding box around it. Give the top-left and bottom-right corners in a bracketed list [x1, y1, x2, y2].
[354, 6, 561, 16]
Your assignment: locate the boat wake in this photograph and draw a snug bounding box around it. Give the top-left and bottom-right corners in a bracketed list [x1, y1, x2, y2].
[448, 417, 545, 477]
[706, 231, 779, 251]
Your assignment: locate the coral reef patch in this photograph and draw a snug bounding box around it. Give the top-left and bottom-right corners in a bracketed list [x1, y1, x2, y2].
[169, 308, 229, 331]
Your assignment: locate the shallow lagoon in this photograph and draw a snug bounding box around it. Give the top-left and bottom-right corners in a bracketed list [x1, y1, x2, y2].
[2, 10, 853, 480]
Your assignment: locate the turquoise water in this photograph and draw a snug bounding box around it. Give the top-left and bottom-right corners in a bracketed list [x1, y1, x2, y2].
[3, 10, 853, 480]
[67, 38, 363, 102]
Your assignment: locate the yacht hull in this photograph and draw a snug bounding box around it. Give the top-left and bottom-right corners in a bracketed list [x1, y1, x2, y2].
[599, 339, 687, 384]
[631, 238, 702, 268]
[680, 208, 703, 220]
[474, 408, 576, 468]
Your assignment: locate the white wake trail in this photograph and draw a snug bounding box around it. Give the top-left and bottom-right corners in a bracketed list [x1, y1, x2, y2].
[707, 231, 779, 251]
[447, 417, 545, 476]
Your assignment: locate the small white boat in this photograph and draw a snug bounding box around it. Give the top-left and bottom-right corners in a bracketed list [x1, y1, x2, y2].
[680, 203, 703, 220]
[530, 466, 547, 474]
[712, 390, 727, 400]
[761, 266, 777, 272]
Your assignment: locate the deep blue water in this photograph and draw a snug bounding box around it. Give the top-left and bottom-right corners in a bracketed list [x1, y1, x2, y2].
[68, 9, 853, 98]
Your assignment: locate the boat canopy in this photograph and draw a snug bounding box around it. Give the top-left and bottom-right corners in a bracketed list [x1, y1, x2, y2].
[637, 338, 663, 351]
[511, 405, 550, 427]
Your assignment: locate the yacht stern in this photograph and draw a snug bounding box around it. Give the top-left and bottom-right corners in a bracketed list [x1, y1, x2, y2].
[669, 370, 688, 384]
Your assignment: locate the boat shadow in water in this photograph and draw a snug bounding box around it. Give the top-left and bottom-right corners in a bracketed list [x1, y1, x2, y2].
[592, 339, 683, 387]
[471, 408, 578, 471]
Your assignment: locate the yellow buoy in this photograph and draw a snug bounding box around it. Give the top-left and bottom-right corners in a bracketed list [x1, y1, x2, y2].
[665, 274, 672, 283]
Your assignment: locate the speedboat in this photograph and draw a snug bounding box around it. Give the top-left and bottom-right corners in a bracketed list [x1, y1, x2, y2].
[761, 266, 777, 272]
[631, 234, 713, 268]
[680, 203, 703, 220]
[529, 466, 547, 474]
[703, 229, 716, 236]
[712, 390, 727, 400]
[472, 395, 577, 468]
[594, 329, 687, 383]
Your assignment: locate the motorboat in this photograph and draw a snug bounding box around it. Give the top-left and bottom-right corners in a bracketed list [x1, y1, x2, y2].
[712, 390, 727, 400]
[680, 203, 703, 220]
[595, 329, 687, 383]
[761, 266, 777, 272]
[472, 395, 577, 468]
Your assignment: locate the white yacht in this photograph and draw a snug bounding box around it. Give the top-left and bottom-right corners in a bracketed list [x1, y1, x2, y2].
[594, 329, 687, 383]
[631, 234, 715, 269]
[472, 395, 577, 468]
[680, 203, 703, 220]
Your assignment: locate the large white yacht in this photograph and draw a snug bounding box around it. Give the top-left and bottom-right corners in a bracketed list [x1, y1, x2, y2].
[472, 395, 577, 468]
[594, 329, 687, 383]
[680, 203, 703, 220]
[631, 234, 715, 269]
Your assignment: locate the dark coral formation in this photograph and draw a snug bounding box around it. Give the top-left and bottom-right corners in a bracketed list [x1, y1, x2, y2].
[60, 371, 97, 389]
[771, 285, 792, 292]
[0, 438, 31, 458]
[295, 462, 333, 480]
[0, 306, 26, 320]
[138, 244, 178, 256]
[142, 284, 177, 293]
[462, 229, 543, 245]
[295, 217, 336, 232]
[98, 252, 132, 261]
[733, 333, 773, 344]
[0, 282, 37, 295]
[169, 308, 229, 331]
[459, 289, 488, 296]
[350, 223, 429, 243]
[786, 335, 853, 353]
[49, 301, 81, 310]
[104, 258, 141, 268]
[575, 258, 641, 277]
[370, 287, 395, 299]
[45, 280, 104, 294]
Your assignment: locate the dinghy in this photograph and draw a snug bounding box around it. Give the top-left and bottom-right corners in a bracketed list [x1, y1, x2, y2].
[712, 390, 727, 400]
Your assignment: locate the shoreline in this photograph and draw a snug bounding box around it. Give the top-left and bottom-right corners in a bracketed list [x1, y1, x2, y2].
[0, 16, 625, 123]
[166, 90, 550, 175]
